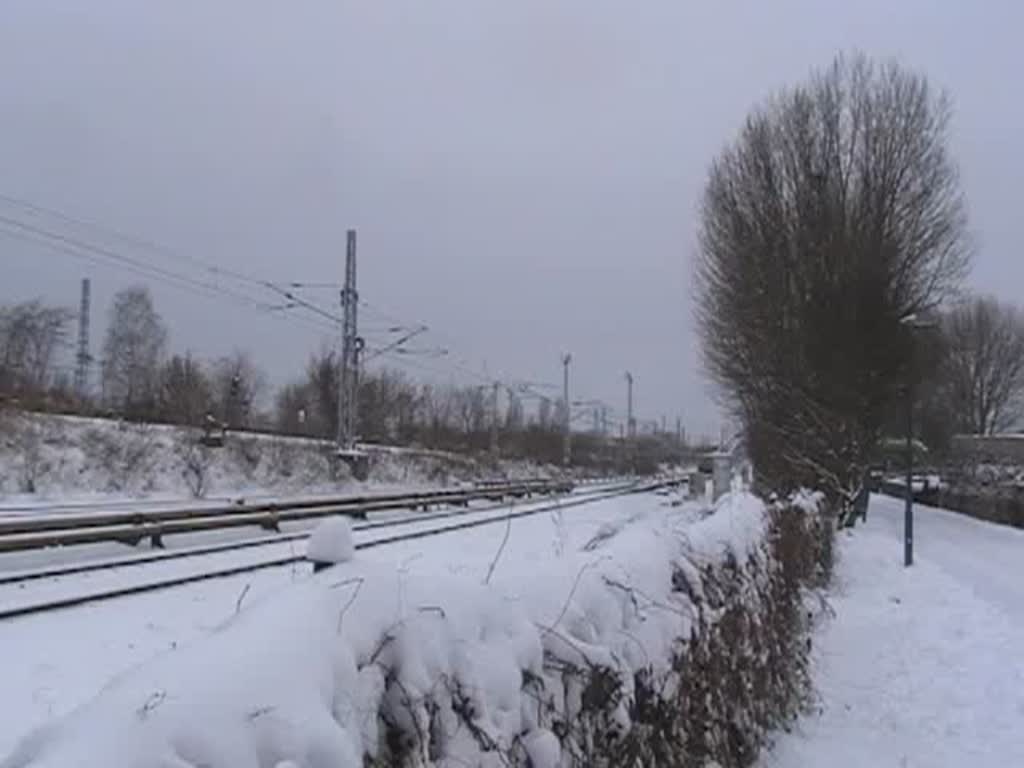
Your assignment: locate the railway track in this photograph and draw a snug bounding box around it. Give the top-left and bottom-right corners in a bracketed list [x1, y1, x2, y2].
[0, 479, 577, 553]
[0, 480, 617, 586]
[0, 477, 680, 620]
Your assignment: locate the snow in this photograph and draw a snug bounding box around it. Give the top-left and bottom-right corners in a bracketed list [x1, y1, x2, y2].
[305, 517, 354, 565]
[1, 487, 766, 766]
[0, 411, 539, 507]
[883, 474, 945, 492]
[761, 493, 1024, 767]
[681, 483, 769, 559]
[14, 480, 1024, 765]
[0, 486, 665, 755]
[522, 729, 560, 767]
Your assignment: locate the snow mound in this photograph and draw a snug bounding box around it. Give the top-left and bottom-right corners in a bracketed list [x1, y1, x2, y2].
[305, 516, 355, 565]
[522, 728, 561, 767]
[4, 491, 768, 768]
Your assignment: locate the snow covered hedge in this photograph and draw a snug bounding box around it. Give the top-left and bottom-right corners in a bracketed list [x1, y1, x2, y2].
[3, 492, 830, 768]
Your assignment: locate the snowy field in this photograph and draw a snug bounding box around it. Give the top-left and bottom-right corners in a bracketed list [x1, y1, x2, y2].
[762, 494, 1024, 767]
[0, 411, 529, 508]
[0, 485, 707, 759]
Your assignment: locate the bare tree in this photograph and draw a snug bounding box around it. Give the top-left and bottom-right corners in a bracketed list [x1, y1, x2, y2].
[211, 350, 266, 430]
[0, 300, 74, 394]
[505, 390, 524, 432]
[417, 383, 454, 445]
[305, 346, 339, 438]
[101, 287, 167, 417]
[941, 296, 1024, 435]
[275, 380, 314, 435]
[695, 52, 970, 514]
[358, 368, 417, 442]
[453, 385, 487, 435]
[537, 397, 552, 430]
[157, 353, 212, 426]
[175, 432, 214, 497]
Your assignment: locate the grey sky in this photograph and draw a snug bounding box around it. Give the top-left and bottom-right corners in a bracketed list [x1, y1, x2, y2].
[1, 1, 1021, 439]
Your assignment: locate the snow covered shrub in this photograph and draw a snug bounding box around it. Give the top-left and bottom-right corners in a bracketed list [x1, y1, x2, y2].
[227, 435, 263, 483]
[265, 440, 301, 480]
[4, 492, 832, 768]
[14, 418, 47, 493]
[174, 433, 213, 498]
[85, 421, 159, 492]
[572, 498, 829, 768]
[664, 503, 827, 767]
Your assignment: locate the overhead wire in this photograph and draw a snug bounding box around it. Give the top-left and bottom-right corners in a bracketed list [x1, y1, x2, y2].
[360, 298, 614, 419]
[0, 222, 340, 340]
[1, 192, 629, 424]
[0, 191, 273, 291]
[0, 197, 343, 337]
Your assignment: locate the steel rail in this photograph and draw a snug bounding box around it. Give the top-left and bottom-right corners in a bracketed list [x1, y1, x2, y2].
[0, 478, 679, 620]
[0, 481, 572, 553]
[0, 481, 634, 586]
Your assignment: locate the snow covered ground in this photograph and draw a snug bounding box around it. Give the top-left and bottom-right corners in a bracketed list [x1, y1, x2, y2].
[1, 485, 719, 760]
[762, 494, 1024, 767]
[0, 411, 536, 507]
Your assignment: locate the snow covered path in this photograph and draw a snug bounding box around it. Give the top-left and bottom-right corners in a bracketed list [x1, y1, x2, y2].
[762, 495, 1024, 767]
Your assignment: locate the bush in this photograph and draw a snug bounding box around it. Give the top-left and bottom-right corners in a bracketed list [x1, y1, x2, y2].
[596, 498, 832, 767]
[84, 422, 158, 492]
[175, 433, 214, 498]
[369, 496, 834, 768]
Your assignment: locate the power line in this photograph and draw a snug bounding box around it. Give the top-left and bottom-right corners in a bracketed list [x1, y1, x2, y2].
[0, 214, 340, 338]
[362, 325, 429, 364]
[0, 192, 350, 336]
[259, 282, 343, 326]
[361, 300, 608, 415]
[0, 191, 272, 291]
[0, 193, 632, 425]
[0, 213, 273, 308]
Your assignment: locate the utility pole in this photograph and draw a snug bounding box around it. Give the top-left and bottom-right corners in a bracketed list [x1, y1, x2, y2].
[337, 229, 360, 453]
[490, 380, 500, 459]
[74, 278, 91, 398]
[899, 312, 935, 567]
[625, 372, 635, 439]
[905, 376, 914, 566]
[562, 353, 572, 467]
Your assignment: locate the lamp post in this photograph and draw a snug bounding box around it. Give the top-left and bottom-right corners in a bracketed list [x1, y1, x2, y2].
[899, 313, 936, 567]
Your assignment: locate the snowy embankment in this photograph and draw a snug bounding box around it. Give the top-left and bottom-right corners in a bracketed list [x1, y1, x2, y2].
[761, 494, 1024, 767]
[0, 411, 540, 505]
[2, 488, 824, 767]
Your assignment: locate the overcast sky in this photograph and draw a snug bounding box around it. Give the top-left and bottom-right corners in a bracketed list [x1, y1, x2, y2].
[1, 1, 1021, 440]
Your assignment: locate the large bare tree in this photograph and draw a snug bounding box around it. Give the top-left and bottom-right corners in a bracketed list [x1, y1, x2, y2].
[101, 287, 167, 416]
[696, 53, 970, 513]
[0, 300, 73, 394]
[941, 296, 1024, 435]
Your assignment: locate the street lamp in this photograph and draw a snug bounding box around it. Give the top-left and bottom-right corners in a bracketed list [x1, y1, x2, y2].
[899, 312, 936, 567]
